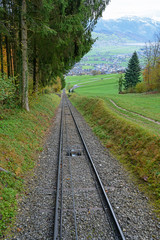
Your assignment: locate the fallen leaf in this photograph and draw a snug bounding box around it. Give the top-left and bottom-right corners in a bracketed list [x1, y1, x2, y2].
[143, 176, 148, 182]
[15, 167, 22, 176]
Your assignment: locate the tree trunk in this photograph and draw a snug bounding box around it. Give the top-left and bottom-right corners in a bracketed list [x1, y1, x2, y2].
[5, 37, 11, 78]
[33, 39, 38, 93]
[21, 0, 29, 111]
[10, 44, 14, 77]
[0, 35, 4, 75]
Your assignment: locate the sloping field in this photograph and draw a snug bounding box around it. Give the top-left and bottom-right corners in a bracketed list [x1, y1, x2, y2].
[70, 94, 160, 215]
[66, 74, 160, 135]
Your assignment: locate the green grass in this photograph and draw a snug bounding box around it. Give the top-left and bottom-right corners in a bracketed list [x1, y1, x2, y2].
[66, 74, 119, 92]
[82, 60, 107, 64]
[0, 94, 60, 237]
[66, 74, 160, 135]
[82, 43, 142, 58]
[82, 65, 94, 70]
[108, 94, 160, 122]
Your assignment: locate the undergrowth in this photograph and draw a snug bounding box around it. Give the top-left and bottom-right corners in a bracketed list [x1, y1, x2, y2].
[0, 94, 60, 237]
[70, 94, 160, 216]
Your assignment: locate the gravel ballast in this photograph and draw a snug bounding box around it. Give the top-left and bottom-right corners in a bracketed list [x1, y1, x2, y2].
[61, 101, 114, 239]
[4, 97, 160, 239]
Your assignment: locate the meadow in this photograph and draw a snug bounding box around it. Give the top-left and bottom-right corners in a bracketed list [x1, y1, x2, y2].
[66, 74, 160, 135]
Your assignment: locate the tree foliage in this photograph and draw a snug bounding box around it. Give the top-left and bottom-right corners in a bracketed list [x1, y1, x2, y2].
[124, 51, 141, 90]
[143, 36, 160, 91]
[0, 0, 110, 109]
[118, 74, 124, 93]
[0, 73, 16, 103]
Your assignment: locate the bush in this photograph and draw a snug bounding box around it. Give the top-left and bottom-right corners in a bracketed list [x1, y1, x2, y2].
[44, 88, 50, 94]
[123, 87, 135, 93]
[0, 74, 16, 105]
[41, 86, 55, 94]
[135, 82, 148, 93]
[135, 81, 158, 93]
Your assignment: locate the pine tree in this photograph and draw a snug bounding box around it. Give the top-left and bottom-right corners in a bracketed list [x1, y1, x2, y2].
[118, 74, 124, 93]
[124, 51, 141, 90]
[0, 0, 110, 109]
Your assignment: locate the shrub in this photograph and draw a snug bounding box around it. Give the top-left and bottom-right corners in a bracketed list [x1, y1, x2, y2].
[135, 81, 157, 93]
[0, 74, 16, 105]
[135, 82, 148, 93]
[123, 87, 135, 93]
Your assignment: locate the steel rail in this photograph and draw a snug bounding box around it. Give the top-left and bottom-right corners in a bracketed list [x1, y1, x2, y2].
[66, 96, 126, 240]
[64, 104, 78, 239]
[68, 154, 78, 239]
[53, 98, 64, 240]
[60, 116, 64, 239]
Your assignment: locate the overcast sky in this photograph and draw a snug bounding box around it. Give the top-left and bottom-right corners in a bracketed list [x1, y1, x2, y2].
[103, 0, 160, 20]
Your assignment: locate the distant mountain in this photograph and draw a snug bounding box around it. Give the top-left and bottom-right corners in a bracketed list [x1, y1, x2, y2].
[93, 17, 160, 42]
[68, 17, 160, 75]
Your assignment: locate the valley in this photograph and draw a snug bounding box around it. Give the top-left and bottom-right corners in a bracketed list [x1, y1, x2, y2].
[68, 17, 160, 76]
[70, 43, 144, 75]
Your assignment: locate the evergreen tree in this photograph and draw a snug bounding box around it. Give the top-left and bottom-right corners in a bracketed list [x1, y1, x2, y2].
[124, 51, 141, 90]
[118, 74, 124, 93]
[0, 0, 110, 109]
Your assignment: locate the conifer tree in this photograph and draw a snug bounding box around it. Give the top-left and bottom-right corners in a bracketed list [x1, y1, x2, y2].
[124, 51, 141, 90]
[0, 0, 110, 109]
[118, 74, 124, 93]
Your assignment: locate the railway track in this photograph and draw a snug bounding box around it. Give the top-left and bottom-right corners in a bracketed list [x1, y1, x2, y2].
[54, 92, 125, 240]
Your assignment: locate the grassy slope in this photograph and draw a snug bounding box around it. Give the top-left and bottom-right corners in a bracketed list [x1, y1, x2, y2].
[66, 74, 160, 135]
[0, 94, 60, 237]
[70, 95, 160, 215]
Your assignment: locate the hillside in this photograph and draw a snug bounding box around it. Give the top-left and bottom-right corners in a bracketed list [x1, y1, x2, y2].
[68, 17, 160, 75]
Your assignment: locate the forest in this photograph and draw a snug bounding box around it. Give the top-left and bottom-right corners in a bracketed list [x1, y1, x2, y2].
[0, 0, 109, 111]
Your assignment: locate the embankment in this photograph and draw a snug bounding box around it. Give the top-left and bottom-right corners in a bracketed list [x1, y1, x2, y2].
[70, 94, 160, 215]
[0, 94, 60, 237]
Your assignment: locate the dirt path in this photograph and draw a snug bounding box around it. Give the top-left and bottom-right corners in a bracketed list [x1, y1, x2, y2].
[109, 99, 160, 125]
